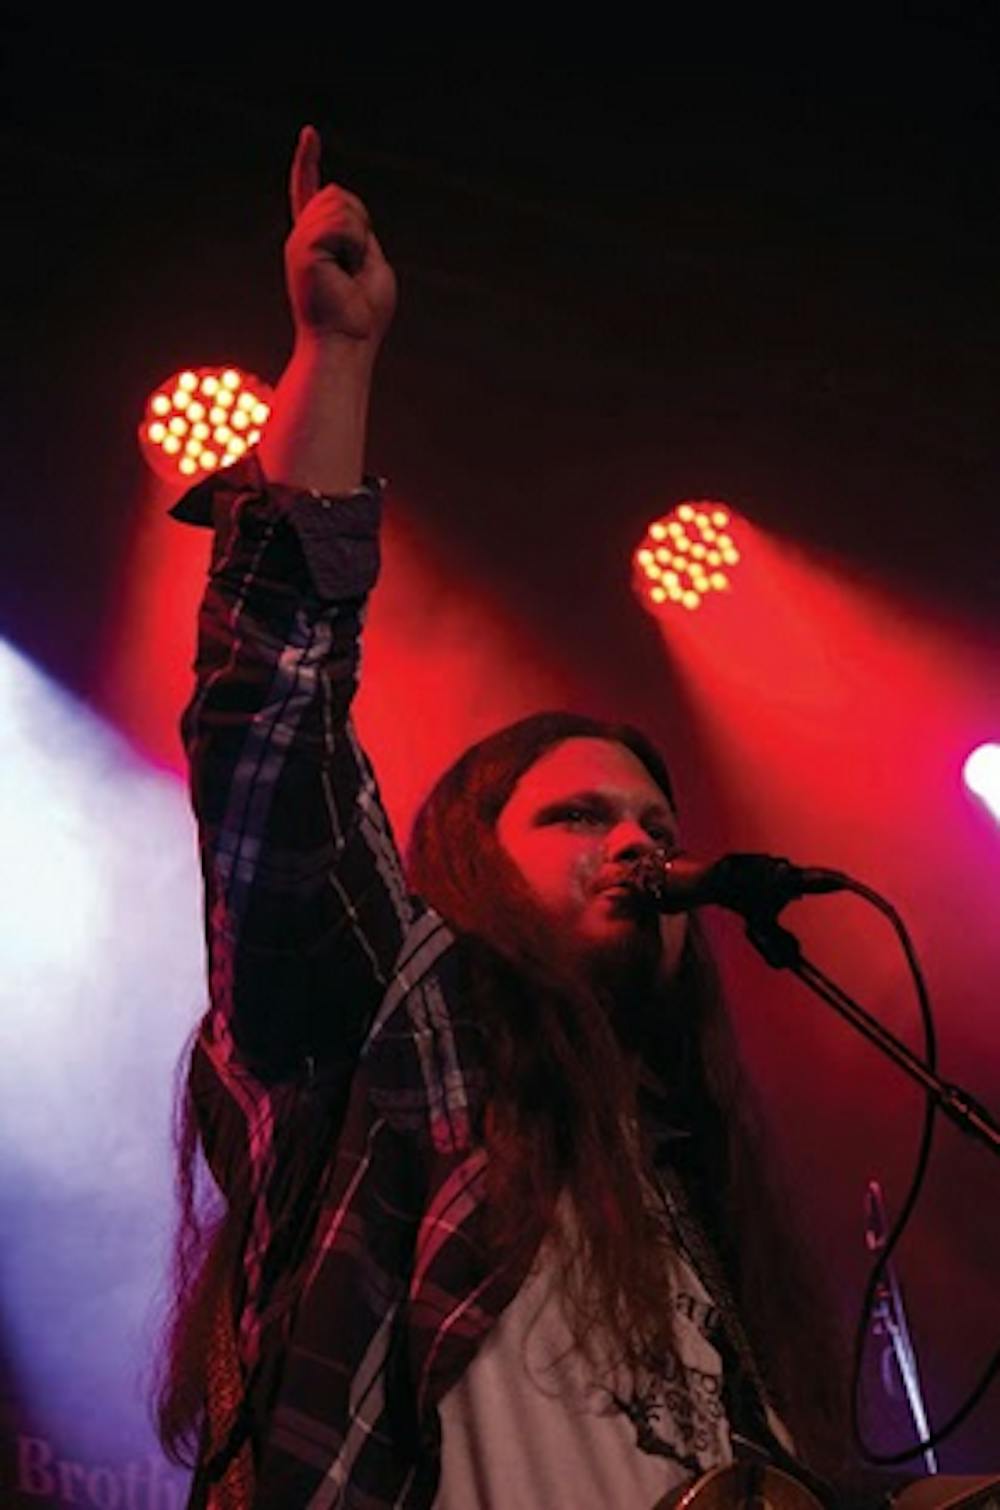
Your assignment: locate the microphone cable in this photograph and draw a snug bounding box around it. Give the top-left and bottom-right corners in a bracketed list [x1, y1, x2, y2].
[625, 847, 1000, 1458]
[834, 878, 1000, 1466]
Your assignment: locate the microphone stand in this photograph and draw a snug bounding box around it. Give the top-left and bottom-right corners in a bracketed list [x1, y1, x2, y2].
[742, 913, 1000, 1158]
[864, 1179, 939, 1475]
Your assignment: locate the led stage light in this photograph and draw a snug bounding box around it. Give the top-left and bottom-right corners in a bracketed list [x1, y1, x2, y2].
[633, 501, 740, 616]
[964, 743, 1000, 825]
[138, 365, 273, 483]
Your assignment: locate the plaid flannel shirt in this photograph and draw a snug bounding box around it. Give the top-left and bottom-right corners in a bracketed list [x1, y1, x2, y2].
[173, 458, 531, 1508]
[172, 458, 793, 1510]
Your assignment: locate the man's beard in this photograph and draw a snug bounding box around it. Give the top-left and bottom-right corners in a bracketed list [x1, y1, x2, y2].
[578, 914, 669, 1053]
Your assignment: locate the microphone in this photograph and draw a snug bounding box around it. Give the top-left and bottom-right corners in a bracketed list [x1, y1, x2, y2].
[624, 850, 849, 919]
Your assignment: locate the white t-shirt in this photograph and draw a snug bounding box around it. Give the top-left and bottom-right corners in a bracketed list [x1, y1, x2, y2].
[435, 1224, 732, 1509]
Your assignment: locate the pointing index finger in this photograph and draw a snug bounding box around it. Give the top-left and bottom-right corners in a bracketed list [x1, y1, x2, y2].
[290, 124, 321, 221]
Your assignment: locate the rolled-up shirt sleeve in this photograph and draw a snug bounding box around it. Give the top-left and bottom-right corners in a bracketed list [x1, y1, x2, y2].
[174, 455, 414, 1081]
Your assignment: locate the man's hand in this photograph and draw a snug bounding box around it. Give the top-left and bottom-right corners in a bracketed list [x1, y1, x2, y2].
[258, 127, 391, 491]
[285, 126, 397, 347]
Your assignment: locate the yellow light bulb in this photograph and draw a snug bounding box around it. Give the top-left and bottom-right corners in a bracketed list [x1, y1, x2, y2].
[712, 510, 729, 527]
[682, 591, 700, 610]
[252, 403, 270, 425]
[237, 391, 256, 411]
[163, 435, 181, 455]
[690, 543, 706, 559]
[185, 438, 203, 457]
[247, 430, 261, 445]
[148, 421, 167, 443]
[216, 388, 234, 408]
[200, 450, 219, 470]
[169, 416, 188, 436]
[214, 425, 232, 444]
[228, 437, 247, 457]
[650, 586, 667, 604]
[151, 394, 171, 416]
[192, 422, 210, 440]
[637, 548, 654, 566]
[655, 547, 671, 564]
[222, 369, 241, 390]
[663, 571, 679, 588]
[649, 522, 667, 542]
[695, 512, 709, 530]
[187, 401, 205, 422]
[179, 371, 198, 392]
[179, 456, 198, 475]
[172, 388, 191, 410]
[673, 536, 689, 552]
[200, 375, 219, 396]
[701, 527, 716, 543]
[677, 504, 695, 522]
[672, 556, 687, 572]
[716, 534, 732, 551]
[710, 572, 728, 590]
[232, 411, 249, 430]
[209, 406, 227, 426]
[706, 550, 721, 566]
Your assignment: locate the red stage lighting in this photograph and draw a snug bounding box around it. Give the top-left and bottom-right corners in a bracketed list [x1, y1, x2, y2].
[633, 501, 740, 615]
[138, 366, 274, 484]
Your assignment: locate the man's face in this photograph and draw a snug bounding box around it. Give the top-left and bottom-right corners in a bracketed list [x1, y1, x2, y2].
[495, 737, 687, 989]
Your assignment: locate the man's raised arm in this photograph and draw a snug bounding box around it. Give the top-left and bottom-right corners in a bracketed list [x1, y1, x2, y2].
[177, 129, 410, 1084]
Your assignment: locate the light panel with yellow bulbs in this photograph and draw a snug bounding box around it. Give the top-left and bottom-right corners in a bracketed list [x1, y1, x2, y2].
[138, 365, 274, 484]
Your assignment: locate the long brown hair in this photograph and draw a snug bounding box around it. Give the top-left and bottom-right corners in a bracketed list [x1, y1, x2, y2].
[154, 1037, 338, 1470]
[156, 711, 846, 1475]
[407, 710, 847, 1472]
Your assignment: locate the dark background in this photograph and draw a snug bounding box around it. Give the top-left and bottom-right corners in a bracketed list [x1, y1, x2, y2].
[4, 8, 999, 687]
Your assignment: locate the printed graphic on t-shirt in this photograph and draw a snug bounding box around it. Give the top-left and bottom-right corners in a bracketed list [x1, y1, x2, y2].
[435, 1233, 735, 1509]
[573, 1285, 729, 1476]
[521, 1269, 732, 1478]
[610, 1345, 728, 1475]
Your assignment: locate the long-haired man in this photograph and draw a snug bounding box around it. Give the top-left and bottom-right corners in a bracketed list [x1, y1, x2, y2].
[157, 126, 845, 1508]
